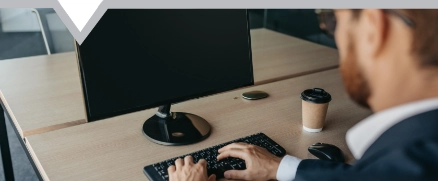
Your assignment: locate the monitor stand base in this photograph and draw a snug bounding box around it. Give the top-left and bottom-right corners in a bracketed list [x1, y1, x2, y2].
[142, 104, 211, 146]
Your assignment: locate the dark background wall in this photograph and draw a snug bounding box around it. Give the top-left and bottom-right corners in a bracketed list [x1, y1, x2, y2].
[0, 9, 336, 61]
[249, 9, 337, 48]
[0, 8, 72, 60]
[0, 31, 47, 60]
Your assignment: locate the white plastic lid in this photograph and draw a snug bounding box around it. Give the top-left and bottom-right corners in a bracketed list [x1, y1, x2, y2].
[303, 126, 323, 133]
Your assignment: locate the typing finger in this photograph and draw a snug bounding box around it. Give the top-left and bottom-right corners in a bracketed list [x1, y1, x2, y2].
[175, 158, 183, 169]
[217, 148, 248, 161]
[167, 165, 176, 173]
[198, 159, 207, 167]
[184, 156, 194, 165]
[208, 174, 217, 181]
[218, 142, 249, 153]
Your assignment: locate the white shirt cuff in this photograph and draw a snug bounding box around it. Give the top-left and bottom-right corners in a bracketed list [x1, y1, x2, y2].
[276, 155, 302, 181]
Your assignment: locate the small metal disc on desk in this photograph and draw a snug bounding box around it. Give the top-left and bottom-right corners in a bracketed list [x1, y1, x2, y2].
[242, 91, 269, 100]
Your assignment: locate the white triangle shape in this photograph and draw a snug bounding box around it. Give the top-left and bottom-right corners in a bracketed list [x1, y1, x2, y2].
[58, 0, 103, 32]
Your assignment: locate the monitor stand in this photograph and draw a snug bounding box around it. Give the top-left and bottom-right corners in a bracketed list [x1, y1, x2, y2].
[142, 104, 211, 146]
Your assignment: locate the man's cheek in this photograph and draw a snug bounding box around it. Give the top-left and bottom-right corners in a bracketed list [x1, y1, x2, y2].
[336, 41, 348, 63]
[335, 33, 350, 62]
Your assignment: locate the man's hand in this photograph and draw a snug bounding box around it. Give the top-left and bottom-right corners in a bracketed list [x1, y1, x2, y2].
[168, 156, 216, 181]
[217, 142, 282, 181]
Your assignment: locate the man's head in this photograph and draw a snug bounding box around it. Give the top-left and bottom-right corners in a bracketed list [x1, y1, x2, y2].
[331, 9, 438, 111]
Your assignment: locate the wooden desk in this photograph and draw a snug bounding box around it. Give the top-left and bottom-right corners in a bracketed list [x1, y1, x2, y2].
[0, 52, 86, 138]
[26, 69, 371, 181]
[0, 28, 338, 138]
[250, 29, 338, 85]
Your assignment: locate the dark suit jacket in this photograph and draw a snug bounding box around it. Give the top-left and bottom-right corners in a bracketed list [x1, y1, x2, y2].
[296, 109, 438, 181]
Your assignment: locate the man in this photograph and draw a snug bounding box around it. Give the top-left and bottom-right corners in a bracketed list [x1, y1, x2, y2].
[168, 9, 438, 180]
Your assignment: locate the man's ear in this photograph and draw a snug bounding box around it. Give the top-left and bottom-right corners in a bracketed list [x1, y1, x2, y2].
[362, 9, 388, 59]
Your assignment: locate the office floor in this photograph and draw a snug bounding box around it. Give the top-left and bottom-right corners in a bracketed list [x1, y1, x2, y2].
[0, 113, 38, 181]
[0, 32, 47, 60]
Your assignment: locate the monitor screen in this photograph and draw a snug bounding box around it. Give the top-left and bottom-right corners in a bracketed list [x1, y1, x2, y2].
[77, 9, 253, 121]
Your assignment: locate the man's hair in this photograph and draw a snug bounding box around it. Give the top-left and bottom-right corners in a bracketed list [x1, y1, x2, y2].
[352, 9, 438, 67]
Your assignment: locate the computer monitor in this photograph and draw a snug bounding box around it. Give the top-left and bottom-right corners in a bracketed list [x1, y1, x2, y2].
[75, 9, 253, 146]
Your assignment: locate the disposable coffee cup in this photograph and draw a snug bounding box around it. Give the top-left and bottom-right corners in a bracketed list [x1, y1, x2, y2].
[300, 88, 332, 133]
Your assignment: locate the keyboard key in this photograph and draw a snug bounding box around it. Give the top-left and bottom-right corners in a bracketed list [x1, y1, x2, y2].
[143, 133, 286, 181]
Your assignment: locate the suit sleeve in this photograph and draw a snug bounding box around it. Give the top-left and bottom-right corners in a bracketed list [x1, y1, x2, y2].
[295, 159, 353, 181]
[294, 140, 438, 181]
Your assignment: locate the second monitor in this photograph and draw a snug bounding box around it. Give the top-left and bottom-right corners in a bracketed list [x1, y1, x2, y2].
[76, 9, 253, 145]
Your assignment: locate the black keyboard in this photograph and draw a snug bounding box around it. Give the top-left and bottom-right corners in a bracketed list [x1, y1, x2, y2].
[143, 133, 286, 181]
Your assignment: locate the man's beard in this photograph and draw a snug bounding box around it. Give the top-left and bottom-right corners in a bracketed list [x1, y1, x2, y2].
[340, 41, 371, 109]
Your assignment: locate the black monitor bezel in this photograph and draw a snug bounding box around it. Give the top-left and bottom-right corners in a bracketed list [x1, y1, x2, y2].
[75, 9, 254, 122]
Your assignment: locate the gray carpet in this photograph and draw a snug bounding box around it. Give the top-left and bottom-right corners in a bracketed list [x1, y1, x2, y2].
[0, 112, 38, 181]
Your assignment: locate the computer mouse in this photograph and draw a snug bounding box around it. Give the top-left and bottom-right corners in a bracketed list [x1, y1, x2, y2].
[308, 143, 345, 162]
[242, 91, 269, 100]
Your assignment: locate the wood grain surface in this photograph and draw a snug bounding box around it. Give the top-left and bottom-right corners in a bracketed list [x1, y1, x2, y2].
[0, 28, 339, 138]
[250, 28, 339, 85]
[0, 52, 86, 138]
[26, 69, 372, 181]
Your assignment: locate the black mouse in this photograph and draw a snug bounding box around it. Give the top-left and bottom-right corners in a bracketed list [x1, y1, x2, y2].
[308, 143, 345, 162]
